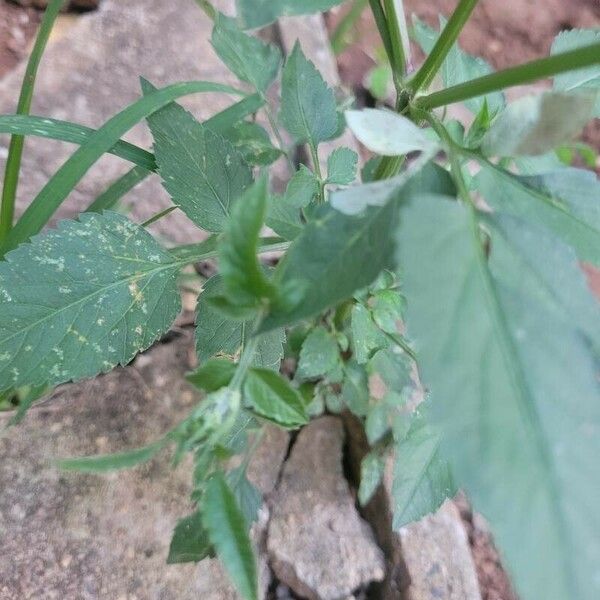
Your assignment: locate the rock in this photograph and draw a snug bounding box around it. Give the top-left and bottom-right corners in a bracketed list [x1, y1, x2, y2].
[9, 0, 100, 10]
[267, 416, 385, 600]
[399, 501, 482, 600]
[0, 0, 240, 244]
[0, 335, 288, 599]
[343, 413, 482, 600]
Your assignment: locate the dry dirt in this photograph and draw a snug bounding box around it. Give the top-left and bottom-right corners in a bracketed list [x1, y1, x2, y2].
[0, 0, 40, 78]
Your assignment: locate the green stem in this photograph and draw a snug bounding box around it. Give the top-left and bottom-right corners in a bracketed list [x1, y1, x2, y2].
[308, 141, 325, 200]
[368, 0, 394, 70]
[0, 0, 64, 242]
[229, 327, 260, 391]
[262, 98, 295, 174]
[416, 42, 600, 110]
[141, 206, 178, 228]
[382, 0, 406, 82]
[409, 0, 479, 93]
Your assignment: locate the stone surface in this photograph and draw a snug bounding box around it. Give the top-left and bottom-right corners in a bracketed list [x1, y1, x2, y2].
[268, 416, 385, 600]
[400, 501, 483, 600]
[0, 0, 240, 243]
[343, 413, 482, 600]
[0, 334, 289, 599]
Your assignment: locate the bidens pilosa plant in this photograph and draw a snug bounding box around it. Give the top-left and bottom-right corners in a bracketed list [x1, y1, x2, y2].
[1, 0, 599, 599]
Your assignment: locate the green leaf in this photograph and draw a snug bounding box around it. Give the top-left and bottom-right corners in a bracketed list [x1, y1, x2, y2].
[142, 79, 252, 232]
[358, 451, 385, 506]
[226, 466, 263, 525]
[330, 158, 450, 216]
[212, 13, 281, 93]
[481, 91, 596, 157]
[266, 166, 319, 240]
[0, 212, 181, 392]
[392, 410, 455, 529]
[371, 289, 404, 335]
[167, 511, 213, 564]
[195, 275, 285, 371]
[0, 114, 156, 171]
[1, 80, 246, 255]
[397, 194, 600, 600]
[186, 358, 237, 392]
[412, 15, 505, 114]
[219, 176, 279, 310]
[202, 473, 258, 600]
[280, 43, 338, 147]
[244, 368, 308, 428]
[368, 348, 411, 392]
[350, 303, 387, 364]
[224, 122, 283, 166]
[262, 165, 454, 331]
[296, 326, 340, 380]
[58, 439, 165, 472]
[475, 163, 600, 265]
[341, 361, 369, 417]
[345, 109, 436, 156]
[236, 0, 345, 29]
[261, 198, 398, 331]
[326, 147, 358, 185]
[552, 29, 600, 116]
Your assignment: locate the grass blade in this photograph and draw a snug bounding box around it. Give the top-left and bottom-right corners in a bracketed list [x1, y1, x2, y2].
[0, 0, 65, 242]
[0, 80, 246, 256]
[86, 165, 150, 213]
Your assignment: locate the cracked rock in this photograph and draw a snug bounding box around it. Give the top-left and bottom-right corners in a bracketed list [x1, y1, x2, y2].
[267, 417, 385, 600]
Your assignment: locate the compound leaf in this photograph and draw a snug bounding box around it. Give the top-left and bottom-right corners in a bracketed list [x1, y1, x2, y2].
[202, 472, 258, 600]
[0, 212, 181, 392]
[212, 13, 281, 93]
[481, 91, 595, 157]
[397, 194, 600, 600]
[143, 80, 252, 233]
[244, 368, 308, 428]
[280, 43, 338, 147]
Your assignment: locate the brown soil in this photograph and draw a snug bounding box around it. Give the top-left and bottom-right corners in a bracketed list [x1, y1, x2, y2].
[0, 0, 40, 79]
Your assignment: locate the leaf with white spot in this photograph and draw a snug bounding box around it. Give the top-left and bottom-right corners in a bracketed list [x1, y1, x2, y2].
[0, 212, 182, 392]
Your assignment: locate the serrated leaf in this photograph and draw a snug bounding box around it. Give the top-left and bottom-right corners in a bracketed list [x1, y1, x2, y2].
[167, 511, 213, 564]
[345, 109, 435, 156]
[196, 275, 285, 370]
[296, 326, 340, 379]
[326, 147, 358, 185]
[371, 289, 404, 335]
[481, 92, 595, 157]
[412, 15, 505, 114]
[186, 358, 237, 392]
[350, 304, 387, 364]
[552, 29, 600, 116]
[341, 361, 369, 417]
[266, 166, 319, 241]
[219, 176, 278, 310]
[212, 13, 281, 93]
[397, 194, 600, 600]
[244, 368, 308, 428]
[261, 165, 454, 331]
[475, 163, 600, 266]
[225, 121, 283, 166]
[236, 0, 345, 29]
[143, 80, 252, 233]
[368, 348, 411, 392]
[58, 439, 165, 473]
[226, 466, 263, 525]
[358, 451, 385, 506]
[0, 212, 181, 392]
[280, 43, 338, 147]
[392, 410, 455, 529]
